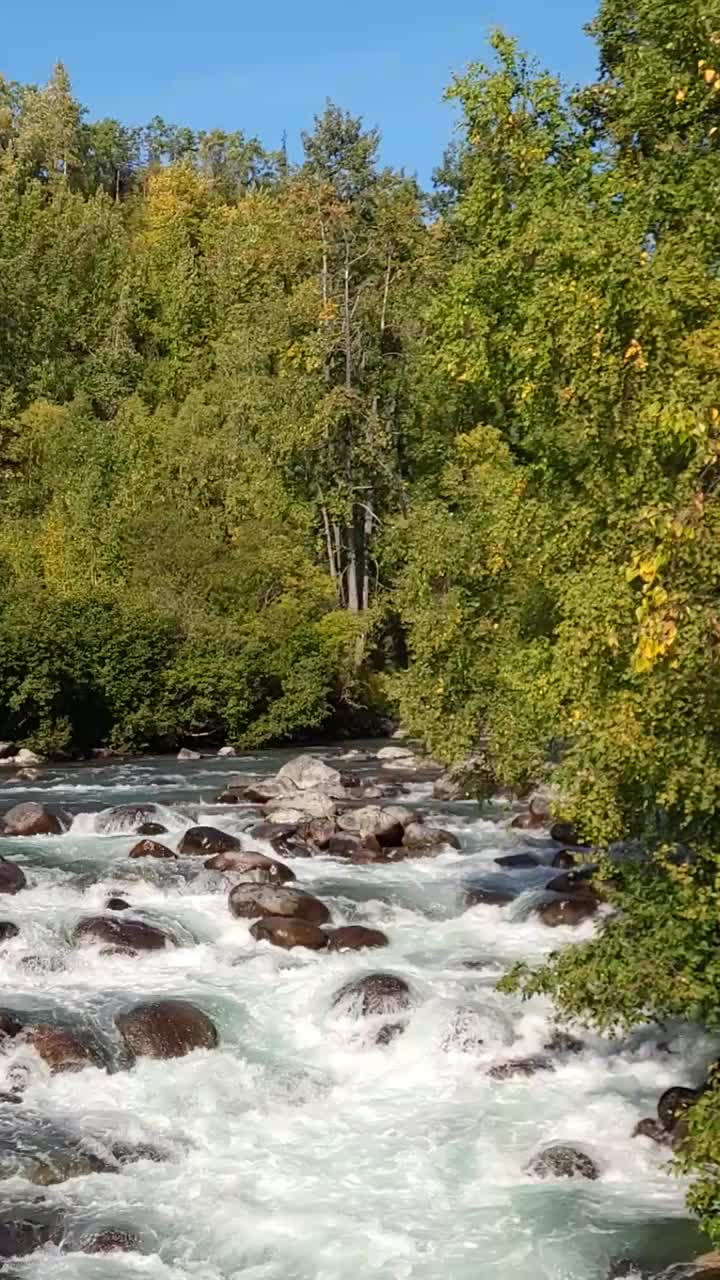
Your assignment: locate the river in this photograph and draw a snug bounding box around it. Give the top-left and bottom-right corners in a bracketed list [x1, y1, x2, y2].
[0, 744, 711, 1279]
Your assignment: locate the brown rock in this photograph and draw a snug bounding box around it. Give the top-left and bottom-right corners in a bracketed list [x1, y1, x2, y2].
[72, 916, 172, 952]
[633, 1117, 670, 1144]
[128, 839, 177, 860]
[510, 811, 545, 831]
[550, 821, 581, 845]
[228, 884, 330, 924]
[80, 1230, 141, 1254]
[402, 823, 461, 851]
[116, 999, 218, 1058]
[336, 805, 413, 847]
[466, 886, 514, 907]
[97, 805, 164, 835]
[23, 1024, 100, 1074]
[204, 850, 295, 883]
[537, 897, 598, 927]
[0, 860, 25, 895]
[657, 1085, 702, 1131]
[326, 925, 389, 951]
[178, 826, 240, 856]
[250, 916, 329, 950]
[299, 817, 336, 849]
[137, 822, 167, 836]
[332, 973, 412, 1016]
[1, 803, 64, 837]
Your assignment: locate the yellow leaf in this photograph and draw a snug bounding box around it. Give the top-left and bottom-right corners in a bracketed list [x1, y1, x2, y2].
[675, 88, 687, 103]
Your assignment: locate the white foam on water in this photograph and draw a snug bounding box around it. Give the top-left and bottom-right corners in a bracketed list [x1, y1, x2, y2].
[0, 756, 713, 1279]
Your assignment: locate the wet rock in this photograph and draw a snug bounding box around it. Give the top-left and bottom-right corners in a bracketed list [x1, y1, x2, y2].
[178, 826, 240, 856]
[250, 820, 298, 843]
[544, 1029, 584, 1055]
[215, 790, 242, 804]
[266, 792, 337, 820]
[110, 1140, 167, 1164]
[326, 925, 389, 951]
[228, 884, 330, 924]
[177, 747, 201, 760]
[18, 954, 67, 973]
[299, 817, 336, 849]
[100, 945, 138, 958]
[0, 1215, 61, 1258]
[250, 917, 329, 950]
[0, 859, 27, 895]
[241, 779, 290, 803]
[275, 754, 343, 793]
[657, 1086, 702, 1132]
[326, 833, 380, 860]
[79, 1229, 141, 1254]
[0, 922, 19, 942]
[72, 916, 172, 952]
[0, 742, 15, 761]
[527, 1144, 599, 1180]
[15, 749, 43, 766]
[97, 805, 165, 836]
[546, 868, 599, 896]
[550, 821, 581, 845]
[332, 973, 412, 1016]
[0, 1134, 112, 1186]
[375, 1022, 406, 1046]
[116, 999, 218, 1058]
[537, 897, 598, 927]
[336, 805, 413, 847]
[105, 897, 130, 911]
[218, 745, 236, 757]
[0, 1011, 23, 1039]
[128, 838, 177, 860]
[442, 1006, 486, 1052]
[489, 1057, 555, 1080]
[402, 823, 461, 852]
[377, 746, 415, 761]
[510, 811, 546, 831]
[2, 802, 64, 837]
[22, 1024, 101, 1074]
[465, 886, 514, 908]
[204, 850, 295, 883]
[137, 821, 167, 836]
[494, 852, 540, 869]
[633, 1117, 670, 1144]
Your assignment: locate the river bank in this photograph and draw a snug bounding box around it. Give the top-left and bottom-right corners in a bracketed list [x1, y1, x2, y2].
[0, 743, 714, 1279]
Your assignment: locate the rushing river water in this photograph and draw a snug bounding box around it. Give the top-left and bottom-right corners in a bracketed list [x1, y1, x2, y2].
[0, 744, 713, 1279]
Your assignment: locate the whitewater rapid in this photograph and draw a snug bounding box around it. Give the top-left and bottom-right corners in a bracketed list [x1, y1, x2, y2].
[0, 747, 712, 1279]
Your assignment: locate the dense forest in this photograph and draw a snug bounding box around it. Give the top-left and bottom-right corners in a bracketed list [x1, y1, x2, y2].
[3, 0, 720, 1237]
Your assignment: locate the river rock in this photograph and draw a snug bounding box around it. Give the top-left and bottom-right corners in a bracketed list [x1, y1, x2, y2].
[466, 885, 514, 907]
[97, 805, 165, 835]
[299, 817, 336, 849]
[332, 973, 412, 1016]
[177, 747, 201, 760]
[433, 754, 497, 801]
[204, 850, 295, 883]
[216, 790, 242, 804]
[128, 839, 177, 860]
[527, 1144, 599, 1180]
[0, 922, 19, 941]
[489, 1057, 555, 1080]
[15, 748, 43, 766]
[657, 1086, 702, 1131]
[0, 742, 15, 761]
[326, 925, 389, 951]
[537, 897, 598, 926]
[0, 1011, 23, 1039]
[495, 852, 540, 869]
[105, 897, 130, 911]
[228, 884, 330, 924]
[22, 1024, 101, 1074]
[633, 1117, 670, 1144]
[218, 746, 236, 757]
[80, 1229, 141, 1253]
[1, 803, 63, 837]
[510, 811, 546, 830]
[377, 746, 415, 761]
[275, 754, 343, 793]
[0, 1215, 61, 1258]
[337, 805, 413, 846]
[551, 850, 576, 869]
[326, 833, 379, 860]
[266, 792, 337, 820]
[72, 916, 172, 951]
[178, 826, 240, 856]
[550, 821, 581, 845]
[544, 1029, 584, 1054]
[137, 821, 168, 836]
[402, 823, 460, 851]
[116, 999, 218, 1058]
[250, 917, 329, 950]
[0, 859, 26, 895]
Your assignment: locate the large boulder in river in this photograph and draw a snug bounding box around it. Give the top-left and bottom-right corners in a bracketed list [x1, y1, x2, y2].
[275, 754, 343, 793]
[466, 885, 514, 908]
[657, 1086, 702, 1132]
[129, 839, 177, 860]
[2, 803, 64, 837]
[22, 1024, 101, 1074]
[178, 826, 240, 856]
[72, 916, 172, 952]
[0, 921, 19, 941]
[204, 850, 295, 883]
[97, 805, 165, 836]
[326, 925, 388, 952]
[527, 1144, 599, 1180]
[332, 973, 413, 1017]
[0, 859, 26, 895]
[337, 805, 413, 847]
[228, 884, 330, 924]
[250, 917, 329, 950]
[116, 999, 218, 1058]
[266, 792, 337, 820]
[402, 823, 460, 852]
[537, 897, 598, 927]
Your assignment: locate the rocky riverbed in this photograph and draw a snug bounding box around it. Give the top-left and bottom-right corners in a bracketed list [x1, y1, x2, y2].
[0, 743, 715, 1279]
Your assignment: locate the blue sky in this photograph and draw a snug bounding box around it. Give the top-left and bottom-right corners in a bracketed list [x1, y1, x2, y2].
[4, 0, 598, 185]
